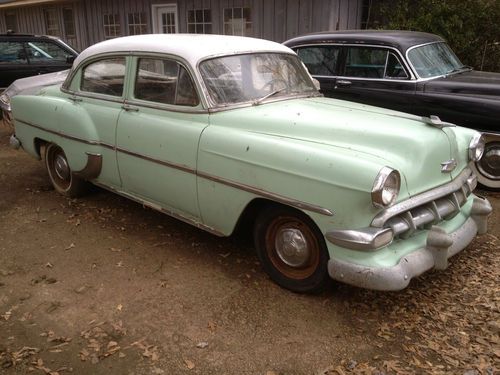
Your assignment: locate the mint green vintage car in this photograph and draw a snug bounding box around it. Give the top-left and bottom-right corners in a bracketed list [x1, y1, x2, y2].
[10, 34, 492, 293]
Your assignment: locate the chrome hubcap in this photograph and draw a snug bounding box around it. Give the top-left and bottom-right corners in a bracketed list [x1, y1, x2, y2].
[274, 228, 310, 267]
[478, 145, 500, 180]
[54, 153, 70, 181]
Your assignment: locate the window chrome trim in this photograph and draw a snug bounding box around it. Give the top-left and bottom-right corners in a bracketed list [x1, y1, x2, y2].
[14, 117, 333, 217]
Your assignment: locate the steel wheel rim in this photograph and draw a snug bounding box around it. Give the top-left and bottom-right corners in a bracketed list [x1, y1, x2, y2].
[265, 216, 320, 280]
[47, 145, 71, 191]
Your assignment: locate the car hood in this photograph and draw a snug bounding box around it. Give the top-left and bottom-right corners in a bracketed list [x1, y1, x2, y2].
[1, 69, 70, 109]
[210, 97, 463, 198]
[423, 70, 500, 97]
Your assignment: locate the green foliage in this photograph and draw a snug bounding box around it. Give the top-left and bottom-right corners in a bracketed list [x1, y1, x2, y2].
[368, 0, 500, 72]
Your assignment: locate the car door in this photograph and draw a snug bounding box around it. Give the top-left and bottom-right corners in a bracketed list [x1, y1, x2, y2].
[63, 56, 127, 188]
[333, 46, 417, 112]
[0, 40, 33, 88]
[116, 56, 208, 219]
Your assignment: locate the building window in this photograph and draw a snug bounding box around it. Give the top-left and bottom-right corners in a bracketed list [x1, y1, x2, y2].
[223, 7, 251, 36]
[44, 8, 60, 36]
[128, 12, 148, 35]
[103, 14, 121, 39]
[5, 12, 18, 32]
[62, 7, 75, 38]
[187, 9, 212, 34]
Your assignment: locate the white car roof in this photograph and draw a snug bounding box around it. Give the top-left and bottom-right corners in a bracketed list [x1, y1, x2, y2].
[73, 34, 295, 68]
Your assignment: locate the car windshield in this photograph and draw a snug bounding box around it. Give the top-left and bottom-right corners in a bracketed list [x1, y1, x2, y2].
[408, 42, 465, 78]
[199, 52, 318, 106]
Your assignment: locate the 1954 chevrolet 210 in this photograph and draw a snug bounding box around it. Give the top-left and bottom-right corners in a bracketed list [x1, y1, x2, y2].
[9, 34, 492, 293]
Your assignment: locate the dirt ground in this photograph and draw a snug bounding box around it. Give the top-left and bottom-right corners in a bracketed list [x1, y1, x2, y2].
[0, 125, 498, 375]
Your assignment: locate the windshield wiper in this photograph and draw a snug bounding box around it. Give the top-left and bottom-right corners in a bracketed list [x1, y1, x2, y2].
[446, 65, 472, 76]
[253, 88, 286, 105]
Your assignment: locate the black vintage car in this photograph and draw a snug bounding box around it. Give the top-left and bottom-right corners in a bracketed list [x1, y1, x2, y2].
[0, 32, 78, 90]
[284, 30, 500, 190]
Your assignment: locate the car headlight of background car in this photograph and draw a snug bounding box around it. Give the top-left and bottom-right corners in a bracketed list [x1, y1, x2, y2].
[468, 133, 485, 162]
[371, 166, 401, 208]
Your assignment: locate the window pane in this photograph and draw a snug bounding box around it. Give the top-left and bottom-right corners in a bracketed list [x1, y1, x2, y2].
[44, 8, 60, 36]
[234, 7, 242, 18]
[196, 24, 203, 34]
[5, 12, 18, 32]
[0, 42, 28, 64]
[204, 9, 211, 23]
[243, 7, 251, 21]
[135, 58, 198, 106]
[195, 9, 203, 23]
[63, 8, 75, 37]
[25, 41, 68, 63]
[223, 9, 231, 22]
[187, 10, 194, 23]
[297, 46, 339, 76]
[385, 53, 408, 79]
[205, 24, 212, 34]
[345, 47, 387, 78]
[187, 24, 195, 33]
[81, 57, 126, 96]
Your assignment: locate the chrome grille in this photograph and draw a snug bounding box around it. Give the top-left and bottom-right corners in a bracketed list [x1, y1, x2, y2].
[371, 168, 477, 240]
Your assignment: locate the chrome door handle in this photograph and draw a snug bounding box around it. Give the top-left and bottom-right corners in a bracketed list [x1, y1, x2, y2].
[336, 79, 352, 87]
[122, 104, 139, 112]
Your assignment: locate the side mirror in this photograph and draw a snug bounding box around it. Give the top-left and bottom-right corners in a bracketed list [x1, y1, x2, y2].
[66, 55, 76, 64]
[312, 78, 321, 91]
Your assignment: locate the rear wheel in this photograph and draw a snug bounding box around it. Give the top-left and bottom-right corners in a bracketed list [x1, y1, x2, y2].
[45, 143, 89, 197]
[254, 205, 330, 293]
[473, 141, 500, 191]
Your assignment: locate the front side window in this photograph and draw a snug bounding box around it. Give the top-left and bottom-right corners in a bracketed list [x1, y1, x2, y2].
[296, 46, 340, 76]
[44, 8, 60, 36]
[408, 42, 464, 78]
[385, 52, 408, 79]
[200, 53, 317, 106]
[128, 12, 148, 35]
[134, 58, 199, 106]
[0, 42, 28, 64]
[103, 14, 121, 39]
[223, 7, 251, 36]
[25, 41, 69, 63]
[81, 57, 126, 97]
[187, 9, 212, 34]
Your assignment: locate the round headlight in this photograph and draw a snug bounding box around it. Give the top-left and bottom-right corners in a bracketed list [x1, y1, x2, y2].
[469, 133, 485, 162]
[371, 167, 401, 208]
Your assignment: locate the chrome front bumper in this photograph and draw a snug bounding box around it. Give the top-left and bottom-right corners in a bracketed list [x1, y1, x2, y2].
[328, 196, 492, 291]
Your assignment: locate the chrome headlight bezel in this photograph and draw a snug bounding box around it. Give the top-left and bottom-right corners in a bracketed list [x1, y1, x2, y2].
[371, 167, 401, 208]
[0, 93, 11, 112]
[468, 133, 485, 162]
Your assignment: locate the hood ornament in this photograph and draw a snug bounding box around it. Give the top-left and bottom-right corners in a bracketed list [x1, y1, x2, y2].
[425, 115, 456, 129]
[441, 159, 457, 173]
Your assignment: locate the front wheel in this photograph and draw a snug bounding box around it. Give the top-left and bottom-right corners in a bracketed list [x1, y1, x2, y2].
[45, 143, 89, 197]
[254, 205, 330, 293]
[472, 141, 500, 191]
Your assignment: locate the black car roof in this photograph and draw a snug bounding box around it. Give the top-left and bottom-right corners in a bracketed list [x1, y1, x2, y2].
[284, 30, 444, 53]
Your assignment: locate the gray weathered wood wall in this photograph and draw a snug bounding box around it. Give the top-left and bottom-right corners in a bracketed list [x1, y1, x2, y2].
[1, 0, 364, 50]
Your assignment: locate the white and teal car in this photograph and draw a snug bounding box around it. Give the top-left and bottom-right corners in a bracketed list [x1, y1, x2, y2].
[9, 34, 492, 293]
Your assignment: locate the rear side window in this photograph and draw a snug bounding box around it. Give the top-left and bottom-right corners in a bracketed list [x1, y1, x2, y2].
[344, 47, 387, 78]
[134, 58, 199, 107]
[0, 41, 28, 64]
[81, 57, 126, 96]
[296, 46, 339, 76]
[25, 41, 69, 63]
